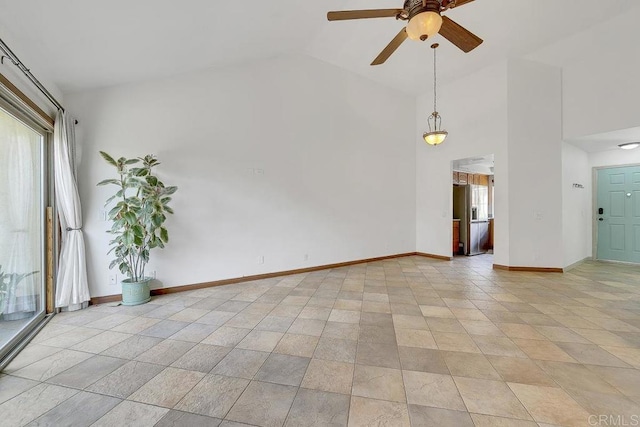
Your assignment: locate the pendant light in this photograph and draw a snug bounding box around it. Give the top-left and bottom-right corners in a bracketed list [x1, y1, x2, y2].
[423, 43, 448, 146]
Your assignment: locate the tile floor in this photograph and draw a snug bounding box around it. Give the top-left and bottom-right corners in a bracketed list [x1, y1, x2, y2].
[0, 255, 639, 426]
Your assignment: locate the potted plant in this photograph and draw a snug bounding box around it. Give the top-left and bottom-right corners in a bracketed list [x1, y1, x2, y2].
[98, 152, 177, 305]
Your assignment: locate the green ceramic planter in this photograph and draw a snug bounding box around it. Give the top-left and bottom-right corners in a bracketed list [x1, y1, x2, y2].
[121, 277, 152, 306]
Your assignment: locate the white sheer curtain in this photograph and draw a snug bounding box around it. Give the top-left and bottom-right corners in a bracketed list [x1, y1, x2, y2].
[1, 110, 40, 319]
[54, 110, 89, 310]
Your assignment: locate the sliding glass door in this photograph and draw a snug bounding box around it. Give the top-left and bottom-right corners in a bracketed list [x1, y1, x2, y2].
[0, 105, 47, 362]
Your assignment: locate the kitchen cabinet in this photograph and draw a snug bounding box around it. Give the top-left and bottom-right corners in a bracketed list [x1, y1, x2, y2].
[458, 172, 468, 185]
[453, 171, 459, 185]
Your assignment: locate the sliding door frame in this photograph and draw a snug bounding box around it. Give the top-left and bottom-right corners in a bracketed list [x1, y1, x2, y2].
[0, 80, 57, 369]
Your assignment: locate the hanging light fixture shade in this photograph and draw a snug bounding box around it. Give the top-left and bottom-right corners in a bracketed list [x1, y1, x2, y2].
[407, 11, 443, 41]
[423, 43, 447, 146]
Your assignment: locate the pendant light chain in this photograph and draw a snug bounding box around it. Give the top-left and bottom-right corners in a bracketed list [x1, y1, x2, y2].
[433, 43, 437, 113]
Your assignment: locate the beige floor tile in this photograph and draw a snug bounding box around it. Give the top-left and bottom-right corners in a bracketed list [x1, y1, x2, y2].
[175, 374, 249, 418]
[585, 365, 640, 398]
[403, 371, 466, 410]
[536, 360, 622, 395]
[534, 326, 592, 343]
[496, 323, 547, 340]
[269, 304, 303, 318]
[288, 318, 326, 336]
[395, 328, 437, 349]
[352, 365, 406, 402]
[11, 349, 93, 381]
[408, 405, 474, 426]
[168, 308, 210, 322]
[511, 338, 576, 362]
[0, 383, 79, 426]
[470, 414, 539, 427]
[392, 314, 429, 330]
[129, 367, 204, 407]
[201, 326, 251, 347]
[348, 396, 410, 427]
[508, 383, 591, 427]
[454, 377, 532, 420]
[313, 337, 357, 363]
[443, 351, 501, 380]
[322, 321, 359, 341]
[328, 309, 360, 324]
[236, 330, 283, 352]
[111, 317, 161, 334]
[398, 347, 450, 374]
[284, 388, 350, 427]
[362, 301, 391, 314]
[425, 317, 466, 333]
[487, 356, 557, 386]
[135, 339, 196, 365]
[567, 389, 640, 421]
[363, 292, 389, 303]
[451, 308, 491, 321]
[301, 359, 354, 395]
[420, 305, 455, 318]
[459, 320, 504, 337]
[556, 342, 631, 367]
[273, 333, 319, 357]
[601, 346, 640, 368]
[573, 328, 633, 347]
[2, 344, 62, 373]
[356, 341, 401, 368]
[298, 307, 332, 321]
[472, 335, 528, 358]
[254, 315, 295, 333]
[9, 256, 640, 427]
[432, 332, 482, 353]
[333, 299, 362, 311]
[171, 344, 231, 372]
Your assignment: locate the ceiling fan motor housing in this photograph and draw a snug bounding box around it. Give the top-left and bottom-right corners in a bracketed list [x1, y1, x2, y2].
[405, 0, 442, 20]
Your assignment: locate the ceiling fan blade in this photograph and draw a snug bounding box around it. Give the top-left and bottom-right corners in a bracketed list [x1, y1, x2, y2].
[371, 28, 408, 66]
[327, 9, 403, 21]
[450, 0, 475, 8]
[439, 16, 483, 53]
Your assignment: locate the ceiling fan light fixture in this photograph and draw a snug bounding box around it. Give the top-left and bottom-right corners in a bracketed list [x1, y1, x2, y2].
[618, 142, 640, 150]
[406, 11, 443, 41]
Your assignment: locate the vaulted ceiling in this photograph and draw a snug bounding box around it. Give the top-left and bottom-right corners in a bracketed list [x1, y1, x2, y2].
[0, 0, 637, 95]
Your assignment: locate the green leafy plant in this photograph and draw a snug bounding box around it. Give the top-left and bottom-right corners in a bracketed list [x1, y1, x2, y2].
[98, 152, 177, 282]
[0, 265, 38, 316]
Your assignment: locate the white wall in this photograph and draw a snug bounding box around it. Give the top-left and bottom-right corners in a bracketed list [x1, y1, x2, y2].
[507, 59, 563, 268]
[415, 61, 509, 265]
[561, 142, 591, 266]
[66, 54, 417, 298]
[528, 7, 640, 140]
[589, 149, 640, 169]
[0, 23, 63, 118]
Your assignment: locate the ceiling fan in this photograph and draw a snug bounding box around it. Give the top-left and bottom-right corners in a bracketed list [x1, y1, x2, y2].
[327, 0, 483, 65]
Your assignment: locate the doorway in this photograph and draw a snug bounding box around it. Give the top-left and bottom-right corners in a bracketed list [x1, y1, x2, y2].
[595, 165, 640, 263]
[0, 104, 49, 363]
[452, 154, 495, 257]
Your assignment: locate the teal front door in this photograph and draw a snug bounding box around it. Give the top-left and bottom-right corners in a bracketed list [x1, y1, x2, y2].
[596, 165, 640, 263]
